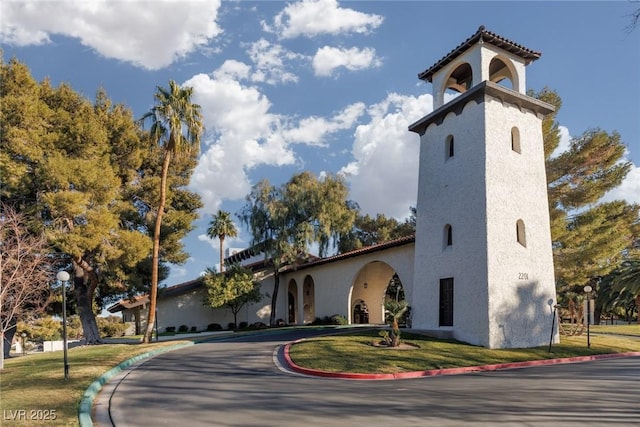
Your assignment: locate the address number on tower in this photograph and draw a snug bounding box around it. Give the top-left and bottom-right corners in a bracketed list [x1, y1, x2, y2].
[518, 272, 529, 280]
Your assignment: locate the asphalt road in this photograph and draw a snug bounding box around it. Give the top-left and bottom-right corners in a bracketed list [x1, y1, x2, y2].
[96, 329, 640, 427]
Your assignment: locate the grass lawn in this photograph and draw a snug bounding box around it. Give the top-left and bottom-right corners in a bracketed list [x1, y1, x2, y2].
[590, 323, 640, 336]
[1, 340, 193, 427]
[287, 327, 640, 374]
[1, 325, 638, 426]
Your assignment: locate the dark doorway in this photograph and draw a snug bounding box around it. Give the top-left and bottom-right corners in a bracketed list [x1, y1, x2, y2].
[439, 278, 454, 326]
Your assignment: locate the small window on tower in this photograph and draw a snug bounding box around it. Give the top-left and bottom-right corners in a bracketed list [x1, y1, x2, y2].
[511, 127, 521, 153]
[516, 219, 526, 247]
[445, 135, 454, 160]
[443, 224, 453, 249]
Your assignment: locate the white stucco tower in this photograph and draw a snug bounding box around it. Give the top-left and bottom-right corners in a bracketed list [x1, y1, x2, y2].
[409, 26, 559, 348]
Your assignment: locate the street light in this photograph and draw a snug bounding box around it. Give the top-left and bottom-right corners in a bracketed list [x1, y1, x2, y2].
[583, 284, 592, 349]
[56, 270, 70, 380]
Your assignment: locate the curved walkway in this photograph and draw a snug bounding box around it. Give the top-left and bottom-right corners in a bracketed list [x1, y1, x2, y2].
[93, 329, 640, 426]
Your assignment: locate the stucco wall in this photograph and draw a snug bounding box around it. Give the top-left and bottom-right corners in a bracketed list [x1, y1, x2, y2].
[155, 285, 273, 331]
[484, 99, 557, 348]
[413, 99, 490, 345]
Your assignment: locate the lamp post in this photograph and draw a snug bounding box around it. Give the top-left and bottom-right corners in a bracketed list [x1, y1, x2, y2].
[583, 284, 592, 349]
[56, 270, 70, 380]
[548, 304, 560, 353]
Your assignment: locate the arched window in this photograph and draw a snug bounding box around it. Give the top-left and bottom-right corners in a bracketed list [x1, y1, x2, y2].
[443, 224, 453, 249]
[445, 135, 454, 160]
[511, 127, 521, 153]
[516, 219, 526, 247]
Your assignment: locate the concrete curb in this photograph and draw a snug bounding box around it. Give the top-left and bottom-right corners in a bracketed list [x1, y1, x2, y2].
[283, 340, 640, 380]
[78, 341, 195, 427]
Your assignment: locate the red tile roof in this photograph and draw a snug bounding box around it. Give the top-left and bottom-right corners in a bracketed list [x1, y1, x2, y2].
[418, 25, 541, 82]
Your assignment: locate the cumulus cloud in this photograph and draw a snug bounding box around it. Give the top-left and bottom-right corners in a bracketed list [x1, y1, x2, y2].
[0, 0, 223, 69]
[263, 0, 383, 39]
[185, 65, 367, 214]
[550, 125, 571, 158]
[282, 102, 365, 146]
[601, 163, 640, 205]
[340, 92, 434, 219]
[313, 46, 382, 77]
[245, 38, 302, 85]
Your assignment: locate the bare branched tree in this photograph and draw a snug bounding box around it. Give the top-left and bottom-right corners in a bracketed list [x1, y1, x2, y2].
[1, 205, 54, 367]
[627, 3, 640, 32]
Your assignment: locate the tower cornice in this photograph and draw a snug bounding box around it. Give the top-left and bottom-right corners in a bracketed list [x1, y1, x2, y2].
[408, 81, 555, 136]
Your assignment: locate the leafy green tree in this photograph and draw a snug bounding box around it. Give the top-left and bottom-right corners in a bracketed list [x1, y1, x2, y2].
[207, 210, 238, 272]
[338, 208, 415, 253]
[611, 259, 640, 323]
[203, 265, 262, 327]
[239, 171, 357, 326]
[139, 80, 203, 343]
[0, 58, 154, 344]
[534, 89, 639, 296]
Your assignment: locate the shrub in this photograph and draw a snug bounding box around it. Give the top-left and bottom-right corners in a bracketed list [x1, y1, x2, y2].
[190, 326, 197, 332]
[207, 323, 222, 331]
[227, 322, 236, 330]
[330, 314, 347, 325]
[251, 322, 267, 329]
[178, 325, 189, 333]
[165, 326, 176, 333]
[239, 321, 249, 329]
[276, 318, 286, 327]
[97, 316, 128, 337]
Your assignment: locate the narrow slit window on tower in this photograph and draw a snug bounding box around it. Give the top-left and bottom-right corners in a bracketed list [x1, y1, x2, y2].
[511, 127, 521, 153]
[446, 135, 454, 160]
[516, 219, 526, 247]
[443, 224, 453, 249]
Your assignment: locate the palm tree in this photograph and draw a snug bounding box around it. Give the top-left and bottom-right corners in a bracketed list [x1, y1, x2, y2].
[140, 80, 203, 343]
[612, 259, 640, 323]
[384, 299, 409, 347]
[207, 210, 238, 272]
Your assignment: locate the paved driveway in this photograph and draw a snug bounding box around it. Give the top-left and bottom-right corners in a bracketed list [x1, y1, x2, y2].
[96, 329, 640, 427]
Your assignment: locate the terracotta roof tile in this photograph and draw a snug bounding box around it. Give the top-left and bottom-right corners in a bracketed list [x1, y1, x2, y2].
[418, 25, 541, 82]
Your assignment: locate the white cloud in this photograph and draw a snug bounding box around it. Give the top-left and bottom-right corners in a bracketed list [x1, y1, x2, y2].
[550, 125, 571, 158]
[263, 0, 383, 39]
[0, 0, 223, 70]
[282, 102, 365, 146]
[341, 92, 434, 219]
[245, 38, 302, 85]
[601, 163, 640, 205]
[313, 46, 381, 77]
[185, 66, 366, 214]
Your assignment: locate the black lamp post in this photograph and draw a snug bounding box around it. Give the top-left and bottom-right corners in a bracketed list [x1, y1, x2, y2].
[57, 270, 70, 380]
[583, 284, 592, 349]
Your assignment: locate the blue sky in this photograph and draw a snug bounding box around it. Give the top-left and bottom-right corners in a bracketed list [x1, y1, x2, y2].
[2, 0, 639, 288]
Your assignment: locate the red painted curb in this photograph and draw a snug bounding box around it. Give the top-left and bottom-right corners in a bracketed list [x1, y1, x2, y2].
[283, 341, 640, 381]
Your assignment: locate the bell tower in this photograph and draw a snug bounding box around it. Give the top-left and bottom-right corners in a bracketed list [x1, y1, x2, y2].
[409, 26, 558, 348]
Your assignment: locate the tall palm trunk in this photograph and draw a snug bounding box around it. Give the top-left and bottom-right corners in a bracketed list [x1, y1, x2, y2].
[219, 237, 225, 273]
[143, 150, 171, 343]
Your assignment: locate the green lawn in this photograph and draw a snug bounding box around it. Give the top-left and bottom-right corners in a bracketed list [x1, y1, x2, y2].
[591, 323, 640, 336]
[287, 328, 640, 374]
[1, 341, 193, 427]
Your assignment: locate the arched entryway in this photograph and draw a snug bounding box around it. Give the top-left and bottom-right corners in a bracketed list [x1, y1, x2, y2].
[287, 279, 297, 324]
[350, 261, 407, 324]
[302, 275, 315, 324]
